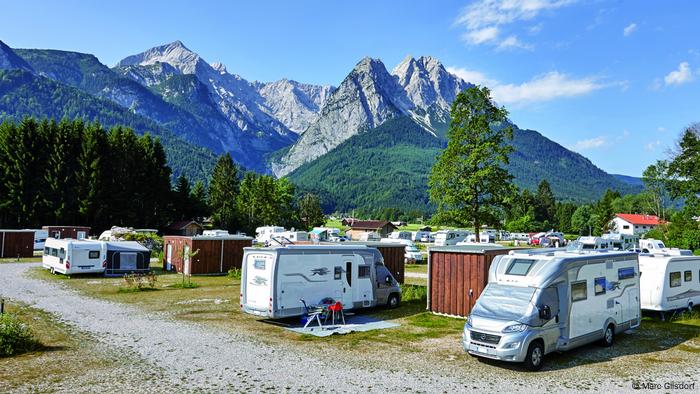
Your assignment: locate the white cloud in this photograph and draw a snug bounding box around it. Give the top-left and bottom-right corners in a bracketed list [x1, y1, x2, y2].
[574, 136, 607, 150]
[497, 35, 533, 51]
[528, 23, 544, 34]
[491, 71, 605, 105]
[455, 0, 576, 49]
[623, 23, 637, 37]
[657, 126, 666, 133]
[463, 26, 500, 44]
[664, 62, 694, 86]
[446, 66, 499, 87]
[645, 140, 661, 151]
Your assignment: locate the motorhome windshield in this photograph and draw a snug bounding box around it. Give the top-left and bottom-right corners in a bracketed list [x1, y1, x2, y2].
[406, 246, 419, 252]
[471, 284, 537, 321]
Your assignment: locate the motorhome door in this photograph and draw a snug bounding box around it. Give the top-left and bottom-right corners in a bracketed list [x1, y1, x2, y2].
[245, 253, 274, 311]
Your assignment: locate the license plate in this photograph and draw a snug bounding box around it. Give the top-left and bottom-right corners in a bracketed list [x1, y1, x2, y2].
[477, 346, 487, 354]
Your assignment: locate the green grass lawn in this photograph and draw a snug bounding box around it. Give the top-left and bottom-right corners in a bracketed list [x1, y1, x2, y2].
[0, 256, 41, 264]
[405, 264, 428, 274]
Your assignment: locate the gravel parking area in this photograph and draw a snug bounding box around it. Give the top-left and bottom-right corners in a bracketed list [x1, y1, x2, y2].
[1, 263, 698, 393]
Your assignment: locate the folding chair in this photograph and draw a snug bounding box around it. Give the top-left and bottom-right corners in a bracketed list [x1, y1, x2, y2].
[300, 299, 324, 329]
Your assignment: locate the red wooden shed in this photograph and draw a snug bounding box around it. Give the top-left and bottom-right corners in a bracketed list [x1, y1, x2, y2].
[0, 230, 35, 258]
[163, 234, 253, 275]
[427, 245, 519, 317]
[42, 225, 91, 239]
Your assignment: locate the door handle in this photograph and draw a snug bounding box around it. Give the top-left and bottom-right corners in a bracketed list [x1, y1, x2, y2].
[343, 288, 346, 293]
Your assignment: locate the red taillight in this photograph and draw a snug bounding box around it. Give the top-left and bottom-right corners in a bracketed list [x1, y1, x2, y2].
[102, 260, 106, 268]
[65, 261, 70, 269]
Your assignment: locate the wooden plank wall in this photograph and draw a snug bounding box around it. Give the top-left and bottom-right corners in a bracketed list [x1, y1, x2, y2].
[43, 226, 91, 239]
[376, 245, 405, 284]
[166, 238, 252, 275]
[162, 236, 191, 272]
[0, 231, 34, 258]
[429, 250, 508, 317]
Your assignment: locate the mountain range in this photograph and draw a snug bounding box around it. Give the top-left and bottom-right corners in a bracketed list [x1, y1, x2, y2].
[0, 39, 641, 211]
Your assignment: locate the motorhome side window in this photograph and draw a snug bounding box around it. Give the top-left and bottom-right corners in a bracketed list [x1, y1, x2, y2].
[334, 266, 342, 280]
[618, 267, 635, 280]
[669, 272, 681, 288]
[358, 265, 371, 278]
[89, 250, 100, 259]
[684, 270, 692, 282]
[571, 281, 587, 302]
[253, 260, 266, 270]
[506, 259, 535, 276]
[345, 262, 352, 286]
[594, 277, 606, 295]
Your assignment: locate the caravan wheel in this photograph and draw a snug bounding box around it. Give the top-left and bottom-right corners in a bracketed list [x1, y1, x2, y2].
[601, 324, 614, 347]
[50, 267, 55, 275]
[688, 302, 694, 313]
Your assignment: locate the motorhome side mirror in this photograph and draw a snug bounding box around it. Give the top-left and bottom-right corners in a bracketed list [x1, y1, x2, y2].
[539, 305, 551, 320]
[385, 276, 392, 285]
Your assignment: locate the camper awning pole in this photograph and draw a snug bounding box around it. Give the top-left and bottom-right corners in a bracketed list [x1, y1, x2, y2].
[1, 232, 5, 258]
[220, 240, 224, 273]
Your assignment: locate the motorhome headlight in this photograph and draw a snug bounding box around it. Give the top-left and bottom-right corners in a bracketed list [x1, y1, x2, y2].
[503, 341, 521, 349]
[466, 315, 472, 327]
[502, 323, 527, 333]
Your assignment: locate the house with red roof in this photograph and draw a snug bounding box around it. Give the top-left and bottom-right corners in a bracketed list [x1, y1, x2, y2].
[610, 213, 662, 235]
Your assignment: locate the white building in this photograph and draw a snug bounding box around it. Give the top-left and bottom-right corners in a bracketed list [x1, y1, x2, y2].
[609, 214, 662, 235]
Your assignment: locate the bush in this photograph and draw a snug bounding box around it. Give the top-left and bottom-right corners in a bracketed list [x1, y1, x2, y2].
[0, 313, 39, 357]
[401, 284, 427, 302]
[119, 272, 158, 292]
[227, 268, 242, 279]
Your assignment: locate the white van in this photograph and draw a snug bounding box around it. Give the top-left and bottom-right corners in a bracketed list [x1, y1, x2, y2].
[42, 238, 107, 275]
[434, 230, 471, 246]
[464, 248, 640, 371]
[638, 249, 698, 313]
[380, 238, 423, 262]
[240, 245, 402, 318]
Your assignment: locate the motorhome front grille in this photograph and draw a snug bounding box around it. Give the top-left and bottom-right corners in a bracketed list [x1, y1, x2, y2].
[470, 331, 501, 345]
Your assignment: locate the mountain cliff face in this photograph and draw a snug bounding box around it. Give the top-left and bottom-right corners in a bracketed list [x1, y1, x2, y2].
[0, 41, 33, 71]
[255, 79, 335, 134]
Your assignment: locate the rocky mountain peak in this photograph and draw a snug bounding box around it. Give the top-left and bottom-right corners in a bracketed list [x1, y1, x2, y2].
[0, 40, 33, 72]
[392, 54, 471, 111]
[211, 62, 227, 74]
[116, 40, 203, 75]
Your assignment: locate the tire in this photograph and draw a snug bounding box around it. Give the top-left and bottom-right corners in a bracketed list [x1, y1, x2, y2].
[387, 293, 400, 309]
[601, 324, 614, 347]
[524, 341, 544, 371]
[50, 267, 55, 275]
[687, 302, 694, 313]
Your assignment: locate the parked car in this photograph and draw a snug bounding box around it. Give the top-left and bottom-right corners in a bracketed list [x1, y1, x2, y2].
[329, 234, 349, 242]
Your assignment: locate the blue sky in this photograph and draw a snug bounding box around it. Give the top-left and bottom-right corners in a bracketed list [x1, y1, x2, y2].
[1, 0, 697, 176]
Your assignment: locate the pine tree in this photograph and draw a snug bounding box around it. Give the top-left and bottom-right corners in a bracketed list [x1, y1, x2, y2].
[298, 193, 325, 230]
[43, 119, 82, 225]
[76, 122, 109, 230]
[190, 180, 209, 221]
[208, 153, 239, 231]
[174, 175, 192, 220]
[428, 86, 514, 241]
[535, 180, 556, 227]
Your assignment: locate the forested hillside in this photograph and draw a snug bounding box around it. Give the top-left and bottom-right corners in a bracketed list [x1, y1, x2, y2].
[0, 69, 216, 182]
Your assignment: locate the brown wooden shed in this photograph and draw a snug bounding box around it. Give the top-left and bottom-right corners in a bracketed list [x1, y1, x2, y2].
[163, 234, 253, 275]
[42, 225, 91, 239]
[428, 245, 519, 317]
[0, 230, 35, 258]
[344, 241, 406, 284]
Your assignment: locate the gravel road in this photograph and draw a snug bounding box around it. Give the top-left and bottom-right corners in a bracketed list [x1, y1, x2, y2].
[1, 263, 698, 393]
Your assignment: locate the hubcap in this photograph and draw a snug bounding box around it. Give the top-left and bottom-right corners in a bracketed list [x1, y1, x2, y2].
[605, 328, 613, 343]
[390, 297, 397, 306]
[532, 347, 542, 366]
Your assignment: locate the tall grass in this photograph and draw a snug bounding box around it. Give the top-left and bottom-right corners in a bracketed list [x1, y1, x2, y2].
[0, 313, 40, 357]
[401, 284, 427, 302]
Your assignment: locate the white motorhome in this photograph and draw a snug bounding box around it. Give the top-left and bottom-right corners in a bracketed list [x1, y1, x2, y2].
[638, 249, 698, 313]
[42, 238, 107, 275]
[240, 245, 402, 318]
[29, 229, 48, 250]
[255, 226, 285, 245]
[434, 230, 471, 246]
[277, 231, 309, 243]
[576, 236, 610, 250]
[380, 238, 424, 262]
[465, 233, 495, 244]
[388, 231, 412, 241]
[464, 248, 640, 371]
[639, 238, 669, 253]
[411, 231, 431, 242]
[601, 233, 638, 251]
[358, 232, 380, 242]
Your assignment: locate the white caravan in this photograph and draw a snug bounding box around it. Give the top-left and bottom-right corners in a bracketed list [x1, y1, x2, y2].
[240, 245, 402, 318]
[464, 248, 640, 371]
[434, 230, 471, 246]
[380, 238, 424, 262]
[638, 238, 670, 253]
[42, 238, 107, 275]
[465, 233, 495, 244]
[411, 231, 431, 242]
[203, 229, 230, 237]
[277, 231, 309, 243]
[576, 236, 610, 250]
[601, 233, 638, 251]
[358, 232, 381, 242]
[255, 226, 285, 245]
[388, 231, 412, 241]
[29, 229, 48, 250]
[638, 249, 699, 313]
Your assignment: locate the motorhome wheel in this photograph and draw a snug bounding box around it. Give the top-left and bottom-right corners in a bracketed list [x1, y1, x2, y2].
[688, 302, 694, 313]
[387, 293, 400, 309]
[524, 341, 544, 371]
[601, 324, 614, 347]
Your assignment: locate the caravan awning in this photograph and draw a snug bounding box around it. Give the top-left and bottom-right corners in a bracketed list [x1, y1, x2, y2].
[105, 241, 149, 252]
[310, 229, 328, 235]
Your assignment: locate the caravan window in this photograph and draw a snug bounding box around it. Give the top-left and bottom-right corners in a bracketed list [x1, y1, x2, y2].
[684, 271, 692, 282]
[594, 277, 606, 295]
[670, 272, 681, 288]
[334, 266, 342, 280]
[50, 248, 58, 257]
[506, 259, 536, 276]
[618, 267, 635, 280]
[358, 265, 371, 278]
[44, 247, 50, 255]
[59, 248, 65, 258]
[89, 250, 100, 259]
[253, 260, 266, 270]
[571, 281, 587, 302]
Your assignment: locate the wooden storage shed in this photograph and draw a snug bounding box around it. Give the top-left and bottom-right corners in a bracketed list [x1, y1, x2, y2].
[427, 245, 518, 317]
[163, 234, 253, 275]
[0, 230, 35, 258]
[42, 225, 90, 239]
[104, 241, 151, 276]
[344, 241, 406, 284]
